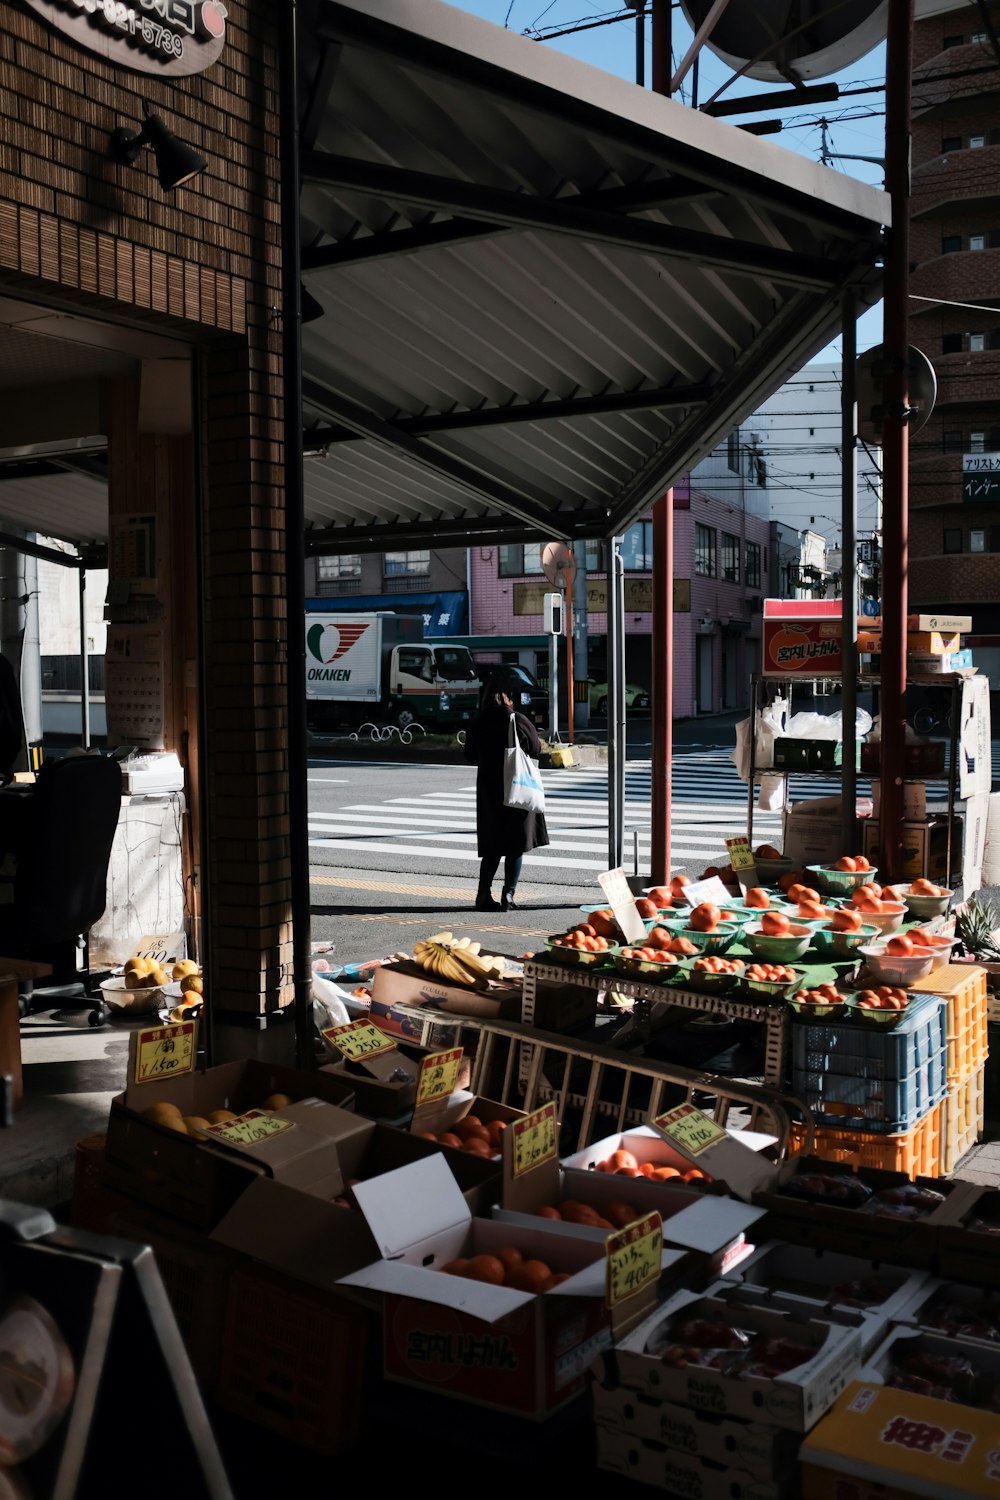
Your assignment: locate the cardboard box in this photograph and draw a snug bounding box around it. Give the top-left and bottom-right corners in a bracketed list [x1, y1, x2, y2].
[607, 1288, 862, 1433]
[339, 1153, 687, 1418]
[560, 1119, 781, 1203]
[859, 741, 947, 776]
[863, 615, 972, 633]
[210, 1115, 507, 1291]
[871, 781, 927, 821]
[718, 1242, 931, 1357]
[959, 674, 992, 800]
[762, 614, 843, 676]
[862, 815, 960, 881]
[801, 1336, 1000, 1500]
[907, 631, 962, 656]
[936, 1185, 1000, 1287]
[908, 650, 974, 675]
[592, 1385, 799, 1479]
[319, 1037, 425, 1121]
[595, 1425, 789, 1496]
[783, 799, 847, 868]
[103, 1058, 357, 1230]
[371, 957, 523, 1021]
[750, 1157, 976, 1268]
[895, 1277, 1000, 1347]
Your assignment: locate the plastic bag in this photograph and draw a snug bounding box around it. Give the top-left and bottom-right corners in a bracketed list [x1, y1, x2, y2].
[754, 695, 787, 769]
[785, 708, 873, 741]
[311, 969, 353, 1034]
[730, 718, 752, 781]
[757, 774, 787, 812]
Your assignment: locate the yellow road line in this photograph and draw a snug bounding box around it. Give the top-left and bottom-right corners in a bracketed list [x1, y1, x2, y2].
[308, 907, 549, 938]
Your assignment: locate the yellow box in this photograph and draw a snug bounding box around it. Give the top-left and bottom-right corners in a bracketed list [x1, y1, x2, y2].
[801, 1372, 1000, 1499]
[907, 630, 962, 655]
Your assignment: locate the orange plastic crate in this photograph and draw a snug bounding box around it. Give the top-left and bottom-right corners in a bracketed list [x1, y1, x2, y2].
[790, 1100, 942, 1178]
[910, 963, 988, 1085]
[941, 1064, 986, 1175]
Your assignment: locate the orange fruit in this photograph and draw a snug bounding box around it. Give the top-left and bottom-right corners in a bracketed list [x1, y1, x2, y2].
[465, 1254, 507, 1286]
[831, 909, 862, 931]
[462, 1137, 494, 1157]
[760, 911, 791, 936]
[604, 1199, 640, 1228]
[495, 1246, 524, 1276]
[886, 934, 915, 956]
[833, 856, 856, 871]
[605, 1149, 638, 1172]
[536, 1205, 562, 1219]
[438, 1133, 463, 1149]
[440, 1258, 469, 1277]
[744, 888, 769, 908]
[689, 902, 720, 932]
[506, 1260, 554, 1294]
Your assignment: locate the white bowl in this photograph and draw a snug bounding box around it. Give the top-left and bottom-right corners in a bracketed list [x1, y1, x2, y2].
[854, 903, 906, 936]
[857, 944, 935, 986]
[99, 976, 164, 1014]
[902, 889, 952, 920]
[743, 923, 815, 962]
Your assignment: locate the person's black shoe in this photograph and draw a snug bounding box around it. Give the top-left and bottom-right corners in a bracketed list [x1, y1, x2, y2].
[500, 891, 517, 911]
[475, 895, 502, 911]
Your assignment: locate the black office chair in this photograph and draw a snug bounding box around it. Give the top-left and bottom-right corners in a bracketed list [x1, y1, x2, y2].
[0, 657, 123, 1024]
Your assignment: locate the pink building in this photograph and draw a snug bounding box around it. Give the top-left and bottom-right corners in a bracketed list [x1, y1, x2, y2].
[470, 471, 771, 718]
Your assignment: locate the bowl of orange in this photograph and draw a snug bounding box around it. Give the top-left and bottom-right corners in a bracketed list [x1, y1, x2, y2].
[854, 902, 906, 937]
[808, 858, 879, 897]
[809, 919, 880, 958]
[901, 879, 953, 921]
[844, 985, 912, 1027]
[743, 915, 814, 962]
[787, 983, 847, 1021]
[680, 954, 746, 993]
[752, 846, 794, 884]
[858, 938, 935, 986]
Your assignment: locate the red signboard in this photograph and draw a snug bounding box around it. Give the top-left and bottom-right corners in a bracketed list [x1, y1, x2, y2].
[762, 616, 843, 675]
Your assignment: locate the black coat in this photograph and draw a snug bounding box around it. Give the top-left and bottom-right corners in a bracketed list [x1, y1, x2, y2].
[463, 707, 550, 857]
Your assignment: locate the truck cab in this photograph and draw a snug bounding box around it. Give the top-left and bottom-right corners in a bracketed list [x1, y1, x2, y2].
[388, 642, 479, 729]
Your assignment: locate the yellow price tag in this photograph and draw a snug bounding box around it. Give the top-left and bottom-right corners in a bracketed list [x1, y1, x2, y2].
[205, 1109, 294, 1146]
[606, 1212, 662, 1308]
[134, 1021, 196, 1084]
[725, 836, 756, 872]
[323, 1021, 397, 1062]
[510, 1102, 558, 1178]
[415, 1048, 463, 1108]
[654, 1103, 727, 1157]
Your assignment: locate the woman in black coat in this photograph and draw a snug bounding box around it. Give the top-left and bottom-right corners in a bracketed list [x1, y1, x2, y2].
[463, 675, 549, 911]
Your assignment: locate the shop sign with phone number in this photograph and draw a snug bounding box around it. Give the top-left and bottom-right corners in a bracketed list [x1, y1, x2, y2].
[24, 0, 227, 79]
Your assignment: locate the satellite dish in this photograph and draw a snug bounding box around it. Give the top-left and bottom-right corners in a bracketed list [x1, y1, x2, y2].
[855, 345, 937, 446]
[540, 540, 577, 589]
[679, 0, 887, 83]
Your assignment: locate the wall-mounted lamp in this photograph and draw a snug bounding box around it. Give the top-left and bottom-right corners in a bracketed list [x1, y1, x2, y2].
[110, 101, 206, 191]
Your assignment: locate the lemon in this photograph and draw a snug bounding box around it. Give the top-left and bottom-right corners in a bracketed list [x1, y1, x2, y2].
[262, 1093, 292, 1111]
[206, 1109, 236, 1125]
[183, 1116, 210, 1135]
[142, 1101, 183, 1126]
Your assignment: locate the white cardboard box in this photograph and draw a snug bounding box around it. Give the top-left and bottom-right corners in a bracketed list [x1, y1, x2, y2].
[561, 1121, 780, 1203]
[592, 1386, 799, 1480]
[608, 1287, 862, 1433]
[595, 1425, 788, 1498]
[959, 674, 992, 800]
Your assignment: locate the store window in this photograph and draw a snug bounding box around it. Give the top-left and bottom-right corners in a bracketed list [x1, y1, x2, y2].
[745, 540, 762, 588]
[942, 430, 963, 452]
[721, 532, 740, 583]
[695, 524, 716, 577]
[943, 528, 963, 554]
[622, 521, 653, 571]
[384, 550, 430, 577]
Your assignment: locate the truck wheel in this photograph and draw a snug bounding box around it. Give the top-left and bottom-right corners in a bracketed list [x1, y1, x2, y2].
[394, 705, 416, 731]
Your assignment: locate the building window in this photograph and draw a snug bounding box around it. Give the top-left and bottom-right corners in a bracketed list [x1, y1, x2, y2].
[498, 544, 544, 576]
[317, 554, 361, 581]
[971, 431, 986, 453]
[384, 550, 430, 577]
[942, 333, 962, 353]
[943, 430, 963, 452]
[943, 35, 964, 47]
[943, 528, 963, 554]
[941, 136, 962, 151]
[941, 235, 962, 254]
[970, 333, 986, 351]
[721, 532, 740, 583]
[745, 540, 762, 588]
[971, 529, 986, 553]
[727, 430, 740, 472]
[970, 134, 986, 148]
[622, 521, 653, 571]
[695, 524, 716, 577]
[585, 539, 606, 572]
[990, 527, 1000, 552]
[970, 234, 986, 250]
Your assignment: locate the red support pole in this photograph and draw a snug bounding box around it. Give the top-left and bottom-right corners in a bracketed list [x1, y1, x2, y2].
[878, 0, 914, 882]
[651, 0, 671, 96]
[651, 489, 673, 883]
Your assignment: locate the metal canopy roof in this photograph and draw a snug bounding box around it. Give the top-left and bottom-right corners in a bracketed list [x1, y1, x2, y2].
[298, 0, 889, 554]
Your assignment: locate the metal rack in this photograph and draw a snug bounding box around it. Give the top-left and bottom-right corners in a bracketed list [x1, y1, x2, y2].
[745, 670, 966, 881]
[521, 958, 790, 1092]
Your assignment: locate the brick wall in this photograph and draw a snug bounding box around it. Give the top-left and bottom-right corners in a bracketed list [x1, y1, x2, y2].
[0, 1, 290, 1012]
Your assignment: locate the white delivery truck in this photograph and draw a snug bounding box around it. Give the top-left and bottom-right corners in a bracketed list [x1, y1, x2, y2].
[304, 611, 481, 731]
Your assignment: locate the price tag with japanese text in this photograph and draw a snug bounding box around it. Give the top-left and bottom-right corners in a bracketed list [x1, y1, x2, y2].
[322, 1021, 397, 1063]
[132, 931, 186, 966]
[134, 1021, 196, 1085]
[510, 1102, 558, 1179]
[606, 1212, 662, 1308]
[654, 1102, 727, 1157]
[415, 1048, 463, 1108]
[598, 867, 645, 943]
[725, 837, 756, 873]
[204, 1110, 294, 1147]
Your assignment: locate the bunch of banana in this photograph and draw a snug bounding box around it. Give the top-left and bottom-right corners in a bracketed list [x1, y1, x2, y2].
[412, 931, 497, 990]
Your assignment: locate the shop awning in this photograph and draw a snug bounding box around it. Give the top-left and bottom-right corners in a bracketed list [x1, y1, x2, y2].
[305, 589, 468, 633]
[297, 0, 889, 552]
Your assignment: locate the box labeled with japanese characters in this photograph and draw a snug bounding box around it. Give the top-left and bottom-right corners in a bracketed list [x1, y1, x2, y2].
[907, 631, 963, 656]
[561, 1120, 780, 1204]
[718, 1242, 932, 1357]
[338, 1151, 686, 1418]
[592, 1384, 800, 1480]
[595, 1424, 791, 1497]
[800, 1351, 1000, 1500]
[605, 1286, 863, 1433]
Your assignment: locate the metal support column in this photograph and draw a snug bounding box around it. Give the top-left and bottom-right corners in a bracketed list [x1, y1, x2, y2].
[78, 568, 91, 750]
[651, 491, 673, 884]
[840, 293, 858, 853]
[878, 0, 914, 882]
[607, 538, 625, 870]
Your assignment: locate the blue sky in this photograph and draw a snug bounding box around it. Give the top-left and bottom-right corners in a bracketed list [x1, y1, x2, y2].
[445, 0, 889, 360]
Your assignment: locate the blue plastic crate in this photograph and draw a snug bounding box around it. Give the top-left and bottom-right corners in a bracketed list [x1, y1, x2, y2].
[791, 991, 947, 1083]
[795, 1059, 946, 1130]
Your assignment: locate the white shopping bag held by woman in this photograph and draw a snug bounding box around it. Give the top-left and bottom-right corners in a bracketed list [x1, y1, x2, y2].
[503, 713, 546, 813]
